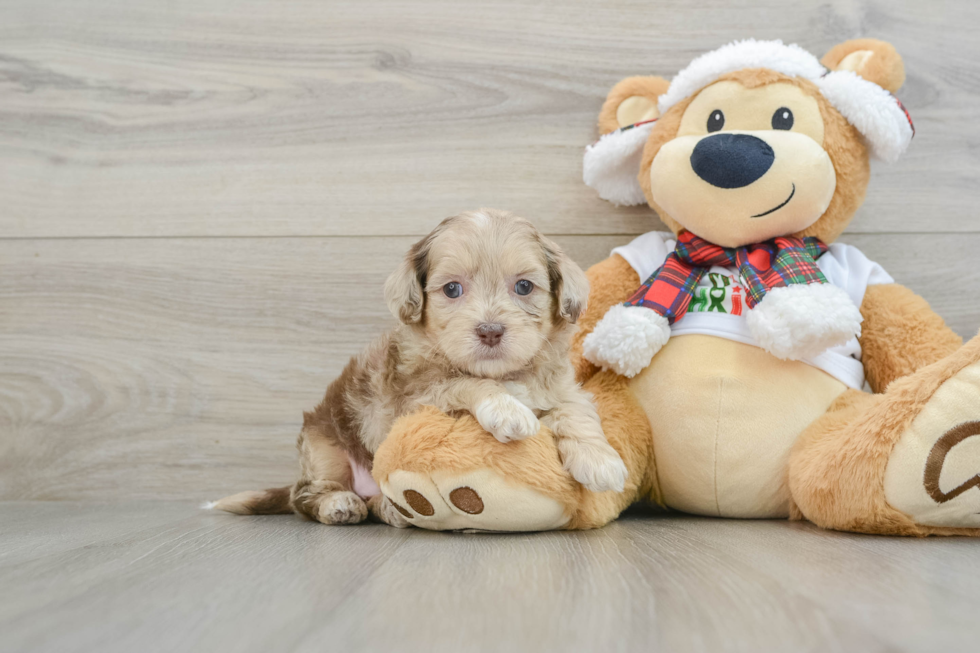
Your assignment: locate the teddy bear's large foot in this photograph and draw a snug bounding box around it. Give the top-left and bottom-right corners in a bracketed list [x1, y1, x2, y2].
[381, 468, 570, 532]
[883, 340, 980, 529]
[372, 406, 582, 532]
[790, 333, 980, 536]
[372, 372, 654, 532]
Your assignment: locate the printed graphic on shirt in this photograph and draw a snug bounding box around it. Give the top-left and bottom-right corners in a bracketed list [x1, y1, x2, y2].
[686, 272, 745, 316]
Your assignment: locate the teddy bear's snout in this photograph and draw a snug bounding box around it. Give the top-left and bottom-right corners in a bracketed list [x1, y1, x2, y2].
[690, 133, 775, 189]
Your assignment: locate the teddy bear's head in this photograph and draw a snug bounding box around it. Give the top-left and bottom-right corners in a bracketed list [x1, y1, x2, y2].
[585, 39, 914, 248]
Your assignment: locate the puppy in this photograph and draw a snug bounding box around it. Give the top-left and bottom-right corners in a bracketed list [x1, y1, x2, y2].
[211, 209, 627, 526]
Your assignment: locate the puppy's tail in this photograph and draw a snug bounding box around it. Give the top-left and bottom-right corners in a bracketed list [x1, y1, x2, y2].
[204, 486, 293, 515]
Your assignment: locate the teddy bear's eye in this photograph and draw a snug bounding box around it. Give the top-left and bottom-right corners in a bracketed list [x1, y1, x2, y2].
[707, 110, 725, 133]
[772, 107, 794, 130]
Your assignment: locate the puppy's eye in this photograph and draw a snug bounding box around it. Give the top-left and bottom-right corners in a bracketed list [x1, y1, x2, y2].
[443, 282, 463, 298]
[707, 110, 725, 133]
[772, 107, 794, 130]
[514, 280, 533, 296]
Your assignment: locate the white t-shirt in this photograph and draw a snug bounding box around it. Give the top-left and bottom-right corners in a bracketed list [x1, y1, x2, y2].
[611, 232, 894, 390]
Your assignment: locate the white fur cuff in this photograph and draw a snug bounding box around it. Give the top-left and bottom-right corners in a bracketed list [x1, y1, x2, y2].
[746, 284, 863, 361]
[583, 304, 671, 377]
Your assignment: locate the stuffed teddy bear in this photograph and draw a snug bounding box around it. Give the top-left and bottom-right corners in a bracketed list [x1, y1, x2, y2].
[371, 38, 980, 536]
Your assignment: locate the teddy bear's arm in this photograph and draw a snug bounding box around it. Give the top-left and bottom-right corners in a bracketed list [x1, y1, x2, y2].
[570, 254, 641, 383]
[859, 283, 962, 393]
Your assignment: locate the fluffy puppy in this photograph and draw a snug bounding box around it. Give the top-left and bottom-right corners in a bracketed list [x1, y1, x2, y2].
[211, 209, 627, 526]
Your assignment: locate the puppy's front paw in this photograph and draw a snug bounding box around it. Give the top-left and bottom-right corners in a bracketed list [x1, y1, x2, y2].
[475, 394, 540, 443]
[318, 491, 368, 525]
[560, 440, 628, 493]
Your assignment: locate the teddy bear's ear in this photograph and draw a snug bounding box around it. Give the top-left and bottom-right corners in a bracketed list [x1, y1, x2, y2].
[597, 76, 671, 135]
[821, 39, 906, 93]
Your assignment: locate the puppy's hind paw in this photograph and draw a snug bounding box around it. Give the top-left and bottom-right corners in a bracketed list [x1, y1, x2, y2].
[561, 441, 628, 493]
[318, 491, 368, 525]
[475, 394, 541, 443]
[369, 495, 413, 529]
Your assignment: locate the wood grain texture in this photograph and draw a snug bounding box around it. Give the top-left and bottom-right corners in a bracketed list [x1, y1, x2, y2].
[1, 2, 979, 498]
[0, 235, 621, 501]
[2, 234, 979, 501]
[2, 3, 980, 650]
[1, 502, 979, 653]
[1, 0, 980, 237]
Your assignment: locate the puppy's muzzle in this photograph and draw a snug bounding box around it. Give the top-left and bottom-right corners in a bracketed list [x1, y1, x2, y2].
[476, 323, 506, 348]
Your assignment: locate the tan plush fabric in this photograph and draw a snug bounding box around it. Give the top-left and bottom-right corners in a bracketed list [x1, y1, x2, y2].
[631, 335, 846, 518]
[884, 362, 980, 528]
[634, 70, 871, 244]
[373, 406, 582, 517]
[372, 368, 658, 531]
[570, 254, 640, 383]
[821, 38, 906, 93]
[569, 370, 660, 527]
[788, 334, 980, 537]
[597, 76, 671, 135]
[382, 467, 571, 532]
[796, 84, 871, 244]
[859, 283, 963, 393]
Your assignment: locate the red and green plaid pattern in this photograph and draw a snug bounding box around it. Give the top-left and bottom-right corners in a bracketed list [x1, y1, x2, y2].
[625, 231, 829, 324]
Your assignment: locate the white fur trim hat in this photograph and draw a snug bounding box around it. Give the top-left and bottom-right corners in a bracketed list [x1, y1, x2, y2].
[584, 39, 915, 206]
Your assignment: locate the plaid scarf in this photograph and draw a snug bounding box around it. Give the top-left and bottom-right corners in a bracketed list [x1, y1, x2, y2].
[625, 231, 829, 324]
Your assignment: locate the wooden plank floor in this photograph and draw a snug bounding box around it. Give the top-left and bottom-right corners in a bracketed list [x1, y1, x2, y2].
[3, 0, 980, 503]
[1, 501, 978, 653]
[3, 1, 980, 651]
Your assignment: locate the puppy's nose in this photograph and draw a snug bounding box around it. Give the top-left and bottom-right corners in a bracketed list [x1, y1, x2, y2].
[476, 323, 505, 347]
[691, 133, 774, 189]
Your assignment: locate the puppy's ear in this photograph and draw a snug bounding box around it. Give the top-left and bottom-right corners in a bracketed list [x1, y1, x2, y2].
[821, 39, 905, 92]
[384, 235, 431, 324]
[598, 76, 671, 135]
[541, 236, 589, 324]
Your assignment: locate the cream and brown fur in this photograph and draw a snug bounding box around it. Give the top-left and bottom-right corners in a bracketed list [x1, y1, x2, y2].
[211, 209, 627, 526]
[367, 39, 980, 535]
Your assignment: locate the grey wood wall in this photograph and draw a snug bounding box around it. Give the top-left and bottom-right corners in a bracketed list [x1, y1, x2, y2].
[2, 0, 979, 501]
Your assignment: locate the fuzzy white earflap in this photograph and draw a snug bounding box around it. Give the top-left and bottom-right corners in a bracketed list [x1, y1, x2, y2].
[816, 70, 913, 163]
[745, 283, 863, 361]
[582, 121, 655, 206]
[583, 303, 671, 377]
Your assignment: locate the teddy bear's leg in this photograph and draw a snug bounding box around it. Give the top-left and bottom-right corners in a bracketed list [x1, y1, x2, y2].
[788, 333, 980, 536]
[371, 371, 654, 531]
[567, 370, 659, 529]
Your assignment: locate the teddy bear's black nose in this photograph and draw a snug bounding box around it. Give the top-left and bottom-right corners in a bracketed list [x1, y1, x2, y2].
[690, 133, 775, 189]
